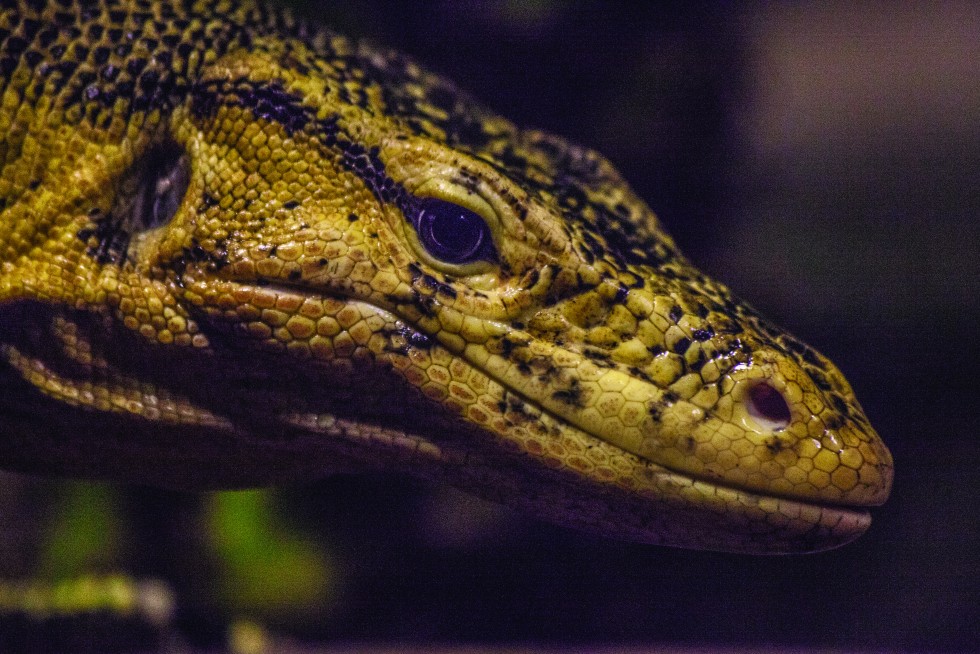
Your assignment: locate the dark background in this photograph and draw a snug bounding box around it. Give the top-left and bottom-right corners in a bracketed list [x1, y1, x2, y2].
[258, 2, 977, 651]
[4, 2, 973, 652]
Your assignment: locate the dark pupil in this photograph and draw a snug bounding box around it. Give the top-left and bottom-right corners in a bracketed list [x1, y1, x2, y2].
[414, 198, 494, 264]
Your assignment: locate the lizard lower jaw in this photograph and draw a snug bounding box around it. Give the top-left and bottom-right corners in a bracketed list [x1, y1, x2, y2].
[293, 403, 874, 554]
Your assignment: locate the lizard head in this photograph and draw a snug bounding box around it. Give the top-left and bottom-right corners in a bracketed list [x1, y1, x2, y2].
[0, 7, 891, 553]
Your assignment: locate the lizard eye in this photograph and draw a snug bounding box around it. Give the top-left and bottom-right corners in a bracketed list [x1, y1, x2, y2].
[137, 141, 189, 232]
[411, 197, 496, 265]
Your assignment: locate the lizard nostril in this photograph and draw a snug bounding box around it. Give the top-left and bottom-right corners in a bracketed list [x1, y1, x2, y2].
[746, 382, 791, 431]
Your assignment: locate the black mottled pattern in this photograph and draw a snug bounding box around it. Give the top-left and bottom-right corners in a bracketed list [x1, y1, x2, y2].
[2, 0, 855, 414]
[0, 1, 264, 133]
[76, 208, 130, 264]
[190, 79, 308, 134]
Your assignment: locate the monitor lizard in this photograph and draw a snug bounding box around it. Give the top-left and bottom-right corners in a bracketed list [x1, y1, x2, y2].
[0, 0, 892, 559]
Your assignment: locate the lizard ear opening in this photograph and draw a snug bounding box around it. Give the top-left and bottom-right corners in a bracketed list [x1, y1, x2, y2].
[133, 140, 190, 233]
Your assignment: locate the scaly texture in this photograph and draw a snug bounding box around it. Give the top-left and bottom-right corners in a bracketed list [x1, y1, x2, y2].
[0, 0, 892, 553]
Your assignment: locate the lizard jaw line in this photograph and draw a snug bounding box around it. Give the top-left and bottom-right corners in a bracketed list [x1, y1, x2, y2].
[247, 282, 876, 518]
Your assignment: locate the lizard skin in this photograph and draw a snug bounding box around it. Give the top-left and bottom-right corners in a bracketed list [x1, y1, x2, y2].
[0, 0, 892, 554]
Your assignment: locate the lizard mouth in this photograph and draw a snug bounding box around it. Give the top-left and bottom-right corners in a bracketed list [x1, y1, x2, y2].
[226, 283, 876, 553]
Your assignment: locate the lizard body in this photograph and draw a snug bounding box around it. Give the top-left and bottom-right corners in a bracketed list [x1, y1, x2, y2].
[0, 0, 892, 553]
